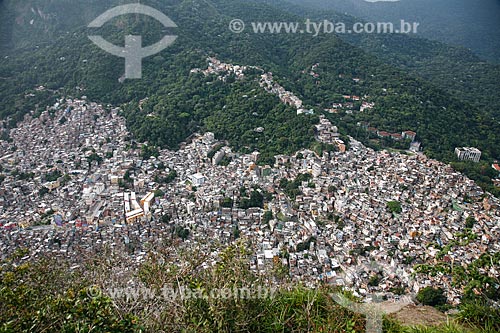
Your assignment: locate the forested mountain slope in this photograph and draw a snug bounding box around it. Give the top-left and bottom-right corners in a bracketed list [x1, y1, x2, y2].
[0, 0, 498, 194]
[284, 0, 500, 63]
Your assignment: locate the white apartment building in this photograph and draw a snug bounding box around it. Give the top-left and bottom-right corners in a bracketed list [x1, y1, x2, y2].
[455, 147, 481, 162]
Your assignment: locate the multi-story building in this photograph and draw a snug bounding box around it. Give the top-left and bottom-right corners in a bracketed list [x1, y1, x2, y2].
[455, 147, 482, 162]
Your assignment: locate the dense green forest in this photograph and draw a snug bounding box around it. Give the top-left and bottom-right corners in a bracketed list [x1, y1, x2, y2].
[285, 0, 500, 63]
[267, 0, 500, 120]
[0, 0, 498, 195]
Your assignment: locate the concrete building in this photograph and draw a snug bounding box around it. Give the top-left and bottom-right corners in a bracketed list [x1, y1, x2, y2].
[402, 131, 417, 141]
[190, 173, 206, 186]
[455, 147, 482, 162]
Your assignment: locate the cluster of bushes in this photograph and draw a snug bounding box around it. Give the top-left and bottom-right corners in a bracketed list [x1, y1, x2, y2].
[279, 173, 313, 200]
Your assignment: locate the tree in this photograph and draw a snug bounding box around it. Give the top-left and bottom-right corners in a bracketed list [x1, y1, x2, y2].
[87, 152, 103, 166]
[39, 187, 49, 197]
[416, 287, 447, 307]
[161, 214, 171, 223]
[465, 215, 476, 229]
[262, 211, 273, 224]
[249, 191, 264, 208]
[45, 170, 62, 182]
[387, 201, 402, 214]
[220, 197, 233, 208]
[124, 170, 132, 183]
[368, 275, 380, 287]
[162, 170, 177, 184]
[141, 145, 160, 160]
[175, 226, 190, 240]
[233, 226, 240, 239]
[239, 190, 264, 209]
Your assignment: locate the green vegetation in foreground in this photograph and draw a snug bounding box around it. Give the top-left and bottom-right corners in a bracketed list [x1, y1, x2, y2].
[1, 244, 499, 333]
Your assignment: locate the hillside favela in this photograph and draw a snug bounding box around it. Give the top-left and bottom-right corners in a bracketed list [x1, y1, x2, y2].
[0, 1, 499, 332]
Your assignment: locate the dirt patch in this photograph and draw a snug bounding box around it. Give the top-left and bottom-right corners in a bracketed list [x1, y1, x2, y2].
[388, 304, 448, 327]
[378, 298, 414, 315]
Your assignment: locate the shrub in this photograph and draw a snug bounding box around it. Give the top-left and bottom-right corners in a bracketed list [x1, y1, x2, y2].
[416, 287, 447, 307]
[456, 301, 500, 331]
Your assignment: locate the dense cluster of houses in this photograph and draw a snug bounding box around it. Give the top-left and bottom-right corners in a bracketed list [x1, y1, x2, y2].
[0, 96, 499, 305]
[315, 116, 346, 153]
[190, 57, 252, 81]
[259, 72, 316, 115]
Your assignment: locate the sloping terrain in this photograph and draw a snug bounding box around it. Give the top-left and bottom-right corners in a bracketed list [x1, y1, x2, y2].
[0, 0, 498, 194]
